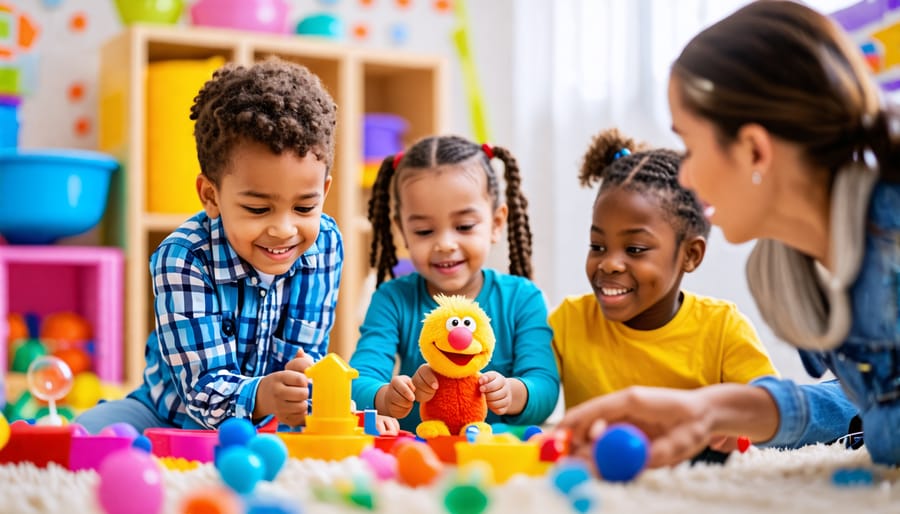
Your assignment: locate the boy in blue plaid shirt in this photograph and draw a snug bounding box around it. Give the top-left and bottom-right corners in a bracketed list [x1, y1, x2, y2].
[77, 58, 355, 432]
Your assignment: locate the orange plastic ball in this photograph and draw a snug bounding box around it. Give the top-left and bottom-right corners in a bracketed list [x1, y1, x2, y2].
[180, 487, 241, 514]
[7, 313, 28, 345]
[52, 347, 93, 376]
[41, 312, 92, 349]
[396, 441, 443, 487]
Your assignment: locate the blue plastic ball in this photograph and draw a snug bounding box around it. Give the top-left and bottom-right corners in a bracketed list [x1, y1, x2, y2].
[569, 486, 597, 514]
[217, 446, 265, 495]
[248, 433, 288, 481]
[592, 424, 648, 482]
[245, 494, 302, 514]
[831, 467, 874, 487]
[132, 435, 153, 453]
[218, 418, 256, 448]
[491, 423, 509, 434]
[464, 425, 480, 443]
[523, 425, 543, 441]
[550, 458, 591, 495]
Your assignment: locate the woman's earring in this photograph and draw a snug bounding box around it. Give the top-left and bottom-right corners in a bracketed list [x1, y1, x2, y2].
[751, 171, 762, 185]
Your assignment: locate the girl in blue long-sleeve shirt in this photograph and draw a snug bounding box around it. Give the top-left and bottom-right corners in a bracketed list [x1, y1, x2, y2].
[349, 135, 560, 433]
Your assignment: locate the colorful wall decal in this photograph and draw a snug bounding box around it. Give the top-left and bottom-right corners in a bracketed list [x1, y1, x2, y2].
[831, 0, 900, 91]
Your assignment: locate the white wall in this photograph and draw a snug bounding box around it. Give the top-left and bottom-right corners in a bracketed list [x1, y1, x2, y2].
[12, 0, 811, 382]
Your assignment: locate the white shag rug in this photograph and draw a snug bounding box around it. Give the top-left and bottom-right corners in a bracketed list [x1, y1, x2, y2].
[0, 443, 898, 514]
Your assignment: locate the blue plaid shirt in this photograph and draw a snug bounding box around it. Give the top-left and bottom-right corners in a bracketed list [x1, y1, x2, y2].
[128, 212, 343, 429]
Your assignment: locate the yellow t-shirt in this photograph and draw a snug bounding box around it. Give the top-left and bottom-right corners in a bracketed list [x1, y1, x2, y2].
[549, 291, 779, 409]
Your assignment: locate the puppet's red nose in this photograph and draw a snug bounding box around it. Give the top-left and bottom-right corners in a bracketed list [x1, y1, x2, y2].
[448, 326, 472, 350]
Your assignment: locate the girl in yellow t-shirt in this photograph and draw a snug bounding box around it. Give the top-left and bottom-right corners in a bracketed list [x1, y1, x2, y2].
[550, 128, 778, 411]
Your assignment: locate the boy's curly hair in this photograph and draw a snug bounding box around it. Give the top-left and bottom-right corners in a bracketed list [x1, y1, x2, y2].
[580, 128, 710, 242]
[190, 58, 337, 185]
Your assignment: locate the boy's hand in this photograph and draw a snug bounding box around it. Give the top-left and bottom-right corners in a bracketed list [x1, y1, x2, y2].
[411, 364, 439, 403]
[378, 375, 417, 419]
[479, 371, 513, 415]
[255, 370, 309, 427]
[285, 348, 314, 373]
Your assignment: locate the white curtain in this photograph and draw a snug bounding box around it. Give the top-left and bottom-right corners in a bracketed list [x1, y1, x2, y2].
[513, 0, 748, 306]
[511, 0, 847, 382]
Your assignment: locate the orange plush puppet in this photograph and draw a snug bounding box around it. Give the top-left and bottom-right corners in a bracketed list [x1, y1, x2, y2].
[415, 294, 496, 439]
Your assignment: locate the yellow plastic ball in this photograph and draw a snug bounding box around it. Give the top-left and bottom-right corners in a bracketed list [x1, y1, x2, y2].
[65, 372, 102, 410]
[0, 413, 10, 451]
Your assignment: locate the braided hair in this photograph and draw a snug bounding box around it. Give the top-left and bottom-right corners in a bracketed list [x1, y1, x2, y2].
[368, 135, 533, 286]
[580, 128, 710, 243]
[190, 57, 337, 185]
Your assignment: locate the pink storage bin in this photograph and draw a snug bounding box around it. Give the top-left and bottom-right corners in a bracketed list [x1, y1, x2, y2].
[145, 428, 218, 462]
[190, 0, 289, 34]
[69, 435, 133, 471]
[0, 246, 123, 406]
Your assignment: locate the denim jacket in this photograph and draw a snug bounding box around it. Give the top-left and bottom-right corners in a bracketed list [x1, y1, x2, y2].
[752, 181, 900, 466]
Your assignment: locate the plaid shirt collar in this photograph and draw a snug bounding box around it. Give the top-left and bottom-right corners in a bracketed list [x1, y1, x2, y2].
[207, 215, 321, 284]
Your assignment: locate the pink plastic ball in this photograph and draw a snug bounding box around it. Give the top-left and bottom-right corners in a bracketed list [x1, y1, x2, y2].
[97, 448, 164, 514]
[360, 447, 397, 481]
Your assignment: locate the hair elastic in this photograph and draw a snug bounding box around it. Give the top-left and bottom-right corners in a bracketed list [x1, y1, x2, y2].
[482, 143, 494, 160]
[392, 152, 404, 169]
[613, 148, 631, 160]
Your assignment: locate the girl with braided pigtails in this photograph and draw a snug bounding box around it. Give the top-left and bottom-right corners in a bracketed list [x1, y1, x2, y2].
[349, 135, 560, 433]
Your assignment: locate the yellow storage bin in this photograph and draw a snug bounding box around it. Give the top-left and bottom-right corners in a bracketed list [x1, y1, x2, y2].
[145, 56, 225, 214]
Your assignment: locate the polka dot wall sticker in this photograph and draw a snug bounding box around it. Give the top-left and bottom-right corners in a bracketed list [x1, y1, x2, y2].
[41, 0, 64, 9]
[74, 116, 91, 137]
[390, 23, 409, 45]
[359, 0, 374, 6]
[396, 0, 412, 8]
[434, 0, 451, 13]
[353, 23, 369, 40]
[68, 82, 85, 103]
[69, 12, 87, 32]
[318, 0, 339, 4]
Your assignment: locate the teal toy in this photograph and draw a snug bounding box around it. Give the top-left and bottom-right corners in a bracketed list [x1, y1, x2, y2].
[296, 13, 344, 39]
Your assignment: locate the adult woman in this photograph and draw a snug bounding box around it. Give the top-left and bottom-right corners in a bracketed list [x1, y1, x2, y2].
[560, 0, 900, 467]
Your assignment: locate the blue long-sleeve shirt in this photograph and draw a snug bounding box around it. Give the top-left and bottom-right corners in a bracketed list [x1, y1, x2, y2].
[129, 212, 342, 429]
[349, 269, 560, 432]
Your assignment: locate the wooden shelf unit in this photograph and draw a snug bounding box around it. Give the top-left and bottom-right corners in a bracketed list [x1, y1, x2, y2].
[98, 25, 448, 386]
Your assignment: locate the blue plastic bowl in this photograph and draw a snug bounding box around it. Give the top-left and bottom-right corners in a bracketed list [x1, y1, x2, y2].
[0, 149, 119, 244]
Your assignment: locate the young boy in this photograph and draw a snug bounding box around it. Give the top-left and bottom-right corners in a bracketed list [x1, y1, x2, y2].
[76, 58, 343, 432]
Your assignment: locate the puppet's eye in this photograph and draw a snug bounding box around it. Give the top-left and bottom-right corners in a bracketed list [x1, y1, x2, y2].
[460, 316, 476, 332]
[445, 317, 461, 331]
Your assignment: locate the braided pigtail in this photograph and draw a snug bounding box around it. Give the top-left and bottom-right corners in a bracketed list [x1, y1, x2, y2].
[368, 155, 399, 286]
[491, 145, 533, 279]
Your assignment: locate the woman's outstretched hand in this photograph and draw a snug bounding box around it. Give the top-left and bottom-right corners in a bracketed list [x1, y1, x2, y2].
[556, 384, 778, 468]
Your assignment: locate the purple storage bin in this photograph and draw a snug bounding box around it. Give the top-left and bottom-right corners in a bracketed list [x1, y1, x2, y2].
[145, 427, 218, 462]
[69, 435, 134, 471]
[363, 113, 409, 160]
